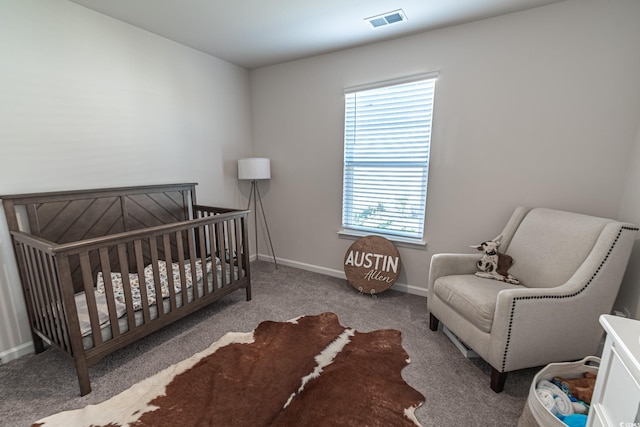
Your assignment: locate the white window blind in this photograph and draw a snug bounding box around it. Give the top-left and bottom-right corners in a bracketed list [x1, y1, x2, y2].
[342, 75, 436, 241]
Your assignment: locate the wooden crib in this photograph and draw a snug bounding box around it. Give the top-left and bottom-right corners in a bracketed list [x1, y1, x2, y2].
[1, 183, 251, 395]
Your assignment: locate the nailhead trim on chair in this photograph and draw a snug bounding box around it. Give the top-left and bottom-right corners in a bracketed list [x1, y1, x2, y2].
[501, 226, 639, 372]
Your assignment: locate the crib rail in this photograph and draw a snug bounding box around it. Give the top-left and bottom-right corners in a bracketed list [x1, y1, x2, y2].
[10, 208, 249, 394]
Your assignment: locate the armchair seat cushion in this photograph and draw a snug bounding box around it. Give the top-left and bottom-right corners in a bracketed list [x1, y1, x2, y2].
[433, 274, 522, 333]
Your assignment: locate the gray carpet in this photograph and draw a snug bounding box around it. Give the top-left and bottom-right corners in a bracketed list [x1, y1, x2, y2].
[0, 261, 536, 426]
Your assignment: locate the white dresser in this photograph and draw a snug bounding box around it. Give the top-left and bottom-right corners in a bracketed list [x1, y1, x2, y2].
[588, 314, 640, 427]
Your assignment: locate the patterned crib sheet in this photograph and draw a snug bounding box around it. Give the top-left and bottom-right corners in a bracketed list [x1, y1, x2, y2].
[96, 258, 221, 311]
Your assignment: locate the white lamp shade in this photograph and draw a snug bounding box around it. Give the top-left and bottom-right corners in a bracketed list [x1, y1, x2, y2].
[238, 157, 271, 180]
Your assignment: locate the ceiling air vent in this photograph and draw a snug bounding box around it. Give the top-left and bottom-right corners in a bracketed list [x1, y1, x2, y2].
[366, 9, 407, 28]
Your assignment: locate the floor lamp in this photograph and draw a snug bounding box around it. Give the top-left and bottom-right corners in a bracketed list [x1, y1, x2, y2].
[238, 157, 278, 269]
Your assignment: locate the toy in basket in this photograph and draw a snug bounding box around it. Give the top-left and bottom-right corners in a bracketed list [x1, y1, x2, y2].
[518, 356, 599, 427]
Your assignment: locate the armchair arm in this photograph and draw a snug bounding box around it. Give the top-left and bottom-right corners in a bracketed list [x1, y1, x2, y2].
[489, 221, 637, 372]
[488, 284, 605, 372]
[428, 253, 479, 297]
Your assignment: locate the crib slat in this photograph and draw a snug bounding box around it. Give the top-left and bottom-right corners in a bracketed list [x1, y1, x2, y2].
[40, 250, 66, 347]
[24, 246, 50, 338]
[233, 219, 246, 280]
[175, 230, 188, 304]
[134, 240, 151, 323]
[80, 252, 102, 347]
[187, 229, 198, 300]
[216, 222, 228, 288]
[46, 253, 71, 352]
[241, 214, 251, 301]
[39, 251, 64, 347]
[197, 225, 208, 296]
[42, 252, 66, 347]
[9, 235, 46, 353]
[225, 221, 232, 285]
[149, 237, 164, 317]
[20, 245, 42, 334]
[18, 245, 43, 335]
[34, 248, 57, 342]
[208, 223, 219, 291]
[225, 220, 234, 282]
[32, 251, 51, 336]
[116, 243, 136, 329]
[162, 234, 177, 311]
[227, 219, 236, 282]
[232, 218, 241, 281]
[98, 248, 121, 339]
[19, 241, 72, 352]
[230, 221, 236, 281]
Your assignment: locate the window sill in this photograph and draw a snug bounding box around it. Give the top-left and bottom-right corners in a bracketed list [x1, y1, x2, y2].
[337, 229, 427, 250]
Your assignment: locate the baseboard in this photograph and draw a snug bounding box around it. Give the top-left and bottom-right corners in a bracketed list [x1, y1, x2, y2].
[256, 254, 428, 297]
[443, 326, 479, 358]
[392, 281, 428, 297]
[0, 341, 34, 364]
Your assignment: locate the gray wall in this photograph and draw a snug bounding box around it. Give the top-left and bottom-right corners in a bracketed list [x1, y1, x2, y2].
[249, 0, 640, 297]
[616, 120, 640, 317]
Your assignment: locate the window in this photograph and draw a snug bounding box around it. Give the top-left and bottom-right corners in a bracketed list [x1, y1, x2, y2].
[341, 73, 437, 243]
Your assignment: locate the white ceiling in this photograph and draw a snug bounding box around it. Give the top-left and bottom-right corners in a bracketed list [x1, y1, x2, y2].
[69, 0, 565, 69]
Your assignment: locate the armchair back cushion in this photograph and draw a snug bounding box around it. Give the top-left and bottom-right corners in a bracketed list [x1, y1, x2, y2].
[502, 208, 610, 288]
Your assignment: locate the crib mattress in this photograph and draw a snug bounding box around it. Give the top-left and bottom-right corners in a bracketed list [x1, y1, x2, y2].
[76, 264, 239, 349]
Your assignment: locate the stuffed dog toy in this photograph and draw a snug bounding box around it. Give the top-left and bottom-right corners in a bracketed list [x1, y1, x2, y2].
[471, 235, 519, 284]
[553, 372, 597, 405]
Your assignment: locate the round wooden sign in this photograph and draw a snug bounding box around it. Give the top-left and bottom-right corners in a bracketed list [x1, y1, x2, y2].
[343, 236, 401, 294]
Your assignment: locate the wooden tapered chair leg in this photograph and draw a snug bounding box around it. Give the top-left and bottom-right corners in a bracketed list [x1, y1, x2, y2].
[490, 368, 507, 393]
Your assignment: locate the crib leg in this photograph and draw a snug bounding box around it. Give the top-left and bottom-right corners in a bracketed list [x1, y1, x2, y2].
[245, 284, 252, 301]
[79, 378, 91, 396]
[75, 358, 92, 396]
[32, 332, 46, 354]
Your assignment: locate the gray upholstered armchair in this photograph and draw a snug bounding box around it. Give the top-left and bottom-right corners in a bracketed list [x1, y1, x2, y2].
[427, 207, 638, 392]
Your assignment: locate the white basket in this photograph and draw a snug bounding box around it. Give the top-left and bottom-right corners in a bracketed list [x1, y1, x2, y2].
[518, 356, 600, 427]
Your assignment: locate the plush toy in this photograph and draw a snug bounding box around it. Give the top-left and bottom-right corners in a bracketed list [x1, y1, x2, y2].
[471, 235, 519, 285]
[553, 372, 597, 405]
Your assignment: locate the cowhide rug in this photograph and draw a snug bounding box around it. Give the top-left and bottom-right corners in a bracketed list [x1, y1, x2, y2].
[33, 312, 424, 426]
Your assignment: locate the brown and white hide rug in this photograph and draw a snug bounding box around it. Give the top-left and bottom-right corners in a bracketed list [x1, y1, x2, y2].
[33, 312, 424, 427]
